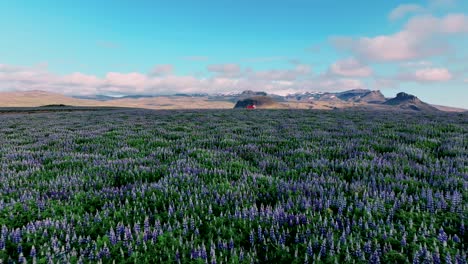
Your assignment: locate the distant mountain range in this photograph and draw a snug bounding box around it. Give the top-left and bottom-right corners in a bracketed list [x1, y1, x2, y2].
[0, 89, 465, 112]
[234, 89, 466, 112]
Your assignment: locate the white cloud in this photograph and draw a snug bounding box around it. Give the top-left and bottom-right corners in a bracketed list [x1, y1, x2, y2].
[388, 0, 459, 21]
[400, 60, 434, 68]
[399, 67, 453, 82]
[294, 64, 312, 74]
[0, 64, 23, 73]
[59, 73, 103, 87]
[414, 67, 453, 81]
[149, 64, 174, 76]
[247, 65, 312, 81]
[0, 62, 365, 96]
[389, 4, 425, 21]
[106, 72, 149, 89]
[332, 14, 468, 62]
[309, 78, 364, 91]
[329, 58, 373, 77]
[207, 64, 242, 77]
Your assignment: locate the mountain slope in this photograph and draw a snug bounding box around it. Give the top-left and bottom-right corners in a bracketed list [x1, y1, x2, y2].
[0, 90, 100, 107]
[384, 92, 439, 111]
[335, 89, 386, 103]
[356, 90, 386, 103]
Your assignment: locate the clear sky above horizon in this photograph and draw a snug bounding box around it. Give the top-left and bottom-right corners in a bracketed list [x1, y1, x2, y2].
[1, 0, 467, 108]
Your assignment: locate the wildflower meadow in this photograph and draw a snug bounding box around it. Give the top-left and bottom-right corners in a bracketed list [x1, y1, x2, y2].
[0, 109, 466, 263]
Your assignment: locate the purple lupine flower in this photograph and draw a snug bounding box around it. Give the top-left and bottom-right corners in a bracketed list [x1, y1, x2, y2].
[201, 244, 208, 260]
[102, 245, 111, 258]
[30, 245, 36, 258]
[354, 245, 363, 258]
[364, 241, 372, 254]
[228, 238, 234, 250]
[432, 252, 441, 264]
[0, 236, 5, 250]
[144, 217, 150, 230]
[125, 226, 133, 241]
[249, 231, 255, 246]
[340, 232, 346, 244]
[455, 253, 466, 264]
[88, 249, 95, 261]
[134, 222, 141, 234]
[279, 234, 285, 245]
[109, 229, 117, 245]
[13, 228, 22, 244]
[445, 253, 452, 264]
[258, 226, 262, 241]
[117, 223, 125, 236]
[18, 253, 25, 263]
[320, 240, 327, 257]
[183, 218, 188, 235]
[270, 226, 276, 241]
[143, 230, 150, 242]
[437, 228, 447, 243]
[190, 218, 195, 230]
[191, 248, 197, 259]
[127, 244, 133, 256]
[401, 236, 407, 247]
[329, 239, 335, 256]
[307, 242, 313, 257]
[370, 249, 380, 264]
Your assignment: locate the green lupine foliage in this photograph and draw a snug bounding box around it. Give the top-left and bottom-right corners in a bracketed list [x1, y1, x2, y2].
[0, 109, 466, 263]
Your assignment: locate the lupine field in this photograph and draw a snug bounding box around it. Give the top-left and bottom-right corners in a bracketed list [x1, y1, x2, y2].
[0, 109, 466, 264]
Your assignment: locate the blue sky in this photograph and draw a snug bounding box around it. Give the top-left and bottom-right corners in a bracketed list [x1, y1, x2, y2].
[0, 0, 467, 108]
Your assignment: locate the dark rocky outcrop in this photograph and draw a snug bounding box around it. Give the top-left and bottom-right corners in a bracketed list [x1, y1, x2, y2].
[384, 92, 438, 111]
[384, 92, 418, 105]
[234, 96, 277, 108]
[40, 104, 70, 107]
